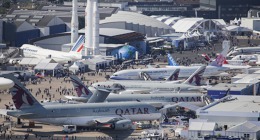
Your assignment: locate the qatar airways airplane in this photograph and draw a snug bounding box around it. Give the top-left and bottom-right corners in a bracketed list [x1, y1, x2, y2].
[20, 35, 85, 64]
[1, 75, 161, 130]
[67, 75, 213, 108]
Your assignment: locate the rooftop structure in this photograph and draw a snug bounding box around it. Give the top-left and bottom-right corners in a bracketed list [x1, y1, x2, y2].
[197, 95, 260, 126]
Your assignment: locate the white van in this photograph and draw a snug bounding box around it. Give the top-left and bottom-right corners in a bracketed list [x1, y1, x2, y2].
[62, 125, 77, 133]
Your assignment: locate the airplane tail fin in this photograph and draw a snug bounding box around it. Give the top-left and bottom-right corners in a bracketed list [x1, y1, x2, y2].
[183, 65, 206, 86]
[87, 88, 111, 103]
[167, 53, 179, 66]
[201, 54, 211, 62]
[3, 74, 41, 110]
[210, 40, 230, 67]
[165, 68, 180, 81]
[70, 35, 85, 53]
[70, 75, 93, 98]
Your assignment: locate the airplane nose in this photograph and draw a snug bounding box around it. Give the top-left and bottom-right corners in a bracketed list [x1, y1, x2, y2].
[0, 78, 14, 90]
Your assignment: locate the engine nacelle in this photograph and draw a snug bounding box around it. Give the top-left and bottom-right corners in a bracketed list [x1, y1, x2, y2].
[9, 59, 17, 65]
[112, 120, 132, 130]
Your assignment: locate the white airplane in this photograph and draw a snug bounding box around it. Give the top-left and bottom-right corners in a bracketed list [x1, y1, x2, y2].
[68, 75, 213, 108]
[0, 77, 14, 90]
[227, 46, 260, 56]
[1, 75, 161, 130]
[20, 35, 85, 64]
[110, 41, 230, 81]
[94, 66, 208, 94]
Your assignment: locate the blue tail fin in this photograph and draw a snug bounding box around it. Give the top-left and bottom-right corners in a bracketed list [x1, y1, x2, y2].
[167, 53, 178, 66]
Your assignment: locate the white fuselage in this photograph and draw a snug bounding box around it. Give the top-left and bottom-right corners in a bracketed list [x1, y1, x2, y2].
[0, 78, 14, 90]
[106, 93, 209, 107]
[93, 80, 203, 92]
[110, 66, 228, 80]
[20, 44, 82, 64]
[231, 47, 260, 55]
[7, 102, 160, 127]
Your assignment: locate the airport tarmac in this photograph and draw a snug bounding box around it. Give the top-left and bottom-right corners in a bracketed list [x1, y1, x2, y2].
[0, 64, 179, 140]
[0, 41, 236, 139]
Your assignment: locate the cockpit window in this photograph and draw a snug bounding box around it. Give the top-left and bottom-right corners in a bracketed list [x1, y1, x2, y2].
[114, 75, 118, 76]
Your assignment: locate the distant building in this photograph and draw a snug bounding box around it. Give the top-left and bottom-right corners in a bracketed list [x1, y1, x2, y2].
[1, 20, 40, 47]
[199, 0, 260, 21]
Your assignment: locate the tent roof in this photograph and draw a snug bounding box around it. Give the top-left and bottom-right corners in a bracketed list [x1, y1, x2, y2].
[19, 58, 42, 65]
[34, 63, 48, 70]
[19, 58, 33, 65]
[44, 63, 63, 70]
[34, 63, 62, 70]
[189, 122, 216, 131]
[40, 59, 57, 63]
[172, 18, 204, 33]
[228, 121, 260, 132]
[226, 25, 252, 32]
[212, 19, 227, 26]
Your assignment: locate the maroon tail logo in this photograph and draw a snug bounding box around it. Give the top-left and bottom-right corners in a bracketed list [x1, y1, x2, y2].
[189, 69, 205, 86]
[11, 84, 34, 109]
[173, 71, 180, 80]
[71, 78, 90, 97]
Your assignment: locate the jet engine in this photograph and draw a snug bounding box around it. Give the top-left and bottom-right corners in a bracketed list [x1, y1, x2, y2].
[111, 120, 132, 130]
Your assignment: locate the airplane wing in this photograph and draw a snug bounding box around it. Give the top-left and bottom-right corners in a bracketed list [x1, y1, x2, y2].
[64, 95, 88, 102]
[147, 64, 154, 69]
[95, 116, 124, 123]
[119, 89, 152, 94]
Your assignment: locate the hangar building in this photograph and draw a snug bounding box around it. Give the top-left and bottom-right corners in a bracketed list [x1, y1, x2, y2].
[100, 11, 175, 37]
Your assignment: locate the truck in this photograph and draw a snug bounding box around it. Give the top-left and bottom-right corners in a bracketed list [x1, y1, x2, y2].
[62, 125, 77, 133]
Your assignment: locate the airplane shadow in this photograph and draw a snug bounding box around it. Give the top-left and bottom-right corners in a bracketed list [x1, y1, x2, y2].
[101, 129, 136, 139]
[13, 129, 64, 137]
[14, 128, 136, 139]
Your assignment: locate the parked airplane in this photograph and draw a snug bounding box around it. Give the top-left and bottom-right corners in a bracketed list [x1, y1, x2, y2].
[20, 35, 85, 64]
[69, 75, 212, 107]
[1, 75, 161, 130]
[94, 66, 207, 94]
[110, 41, 230, 81]
[201, 53, 252, 70]
[227, 46, 260, 56]
[0, 77, 14, 90]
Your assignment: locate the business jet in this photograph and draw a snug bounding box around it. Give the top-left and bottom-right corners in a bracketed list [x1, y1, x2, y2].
[1, 75, 161, 130]
[68, 75, 213, 108]
[20, 35, 85, 64]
